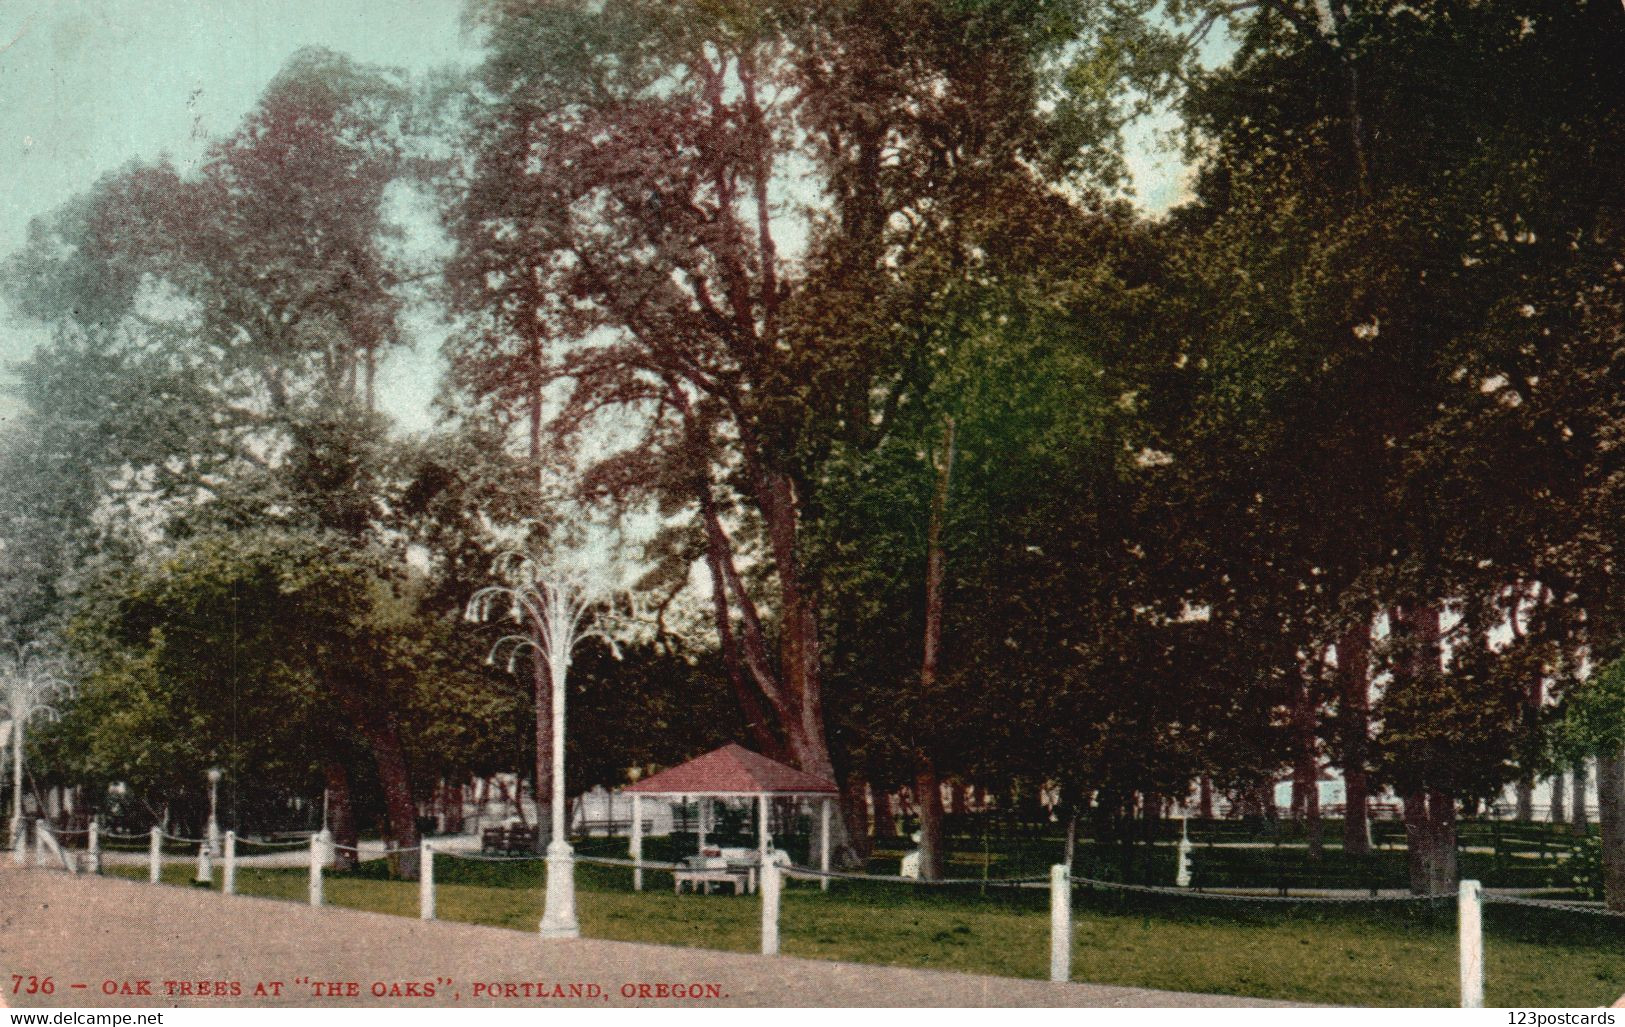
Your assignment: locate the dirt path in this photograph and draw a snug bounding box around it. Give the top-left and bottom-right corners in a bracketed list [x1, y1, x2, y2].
[0, 867, 1300, 1008]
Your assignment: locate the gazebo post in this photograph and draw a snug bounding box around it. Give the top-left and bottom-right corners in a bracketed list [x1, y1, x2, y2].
[697, 796, 708, 852]
[758, 794, 770, 865]
[820, 797, 832, 892]
[631, 794, 643, 892]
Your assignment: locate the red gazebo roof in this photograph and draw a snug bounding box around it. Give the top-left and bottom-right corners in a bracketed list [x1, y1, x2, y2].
[624, 743, 838, 797]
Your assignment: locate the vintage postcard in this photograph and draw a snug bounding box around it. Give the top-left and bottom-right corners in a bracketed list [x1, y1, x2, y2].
[3, 0, 1624, 1013]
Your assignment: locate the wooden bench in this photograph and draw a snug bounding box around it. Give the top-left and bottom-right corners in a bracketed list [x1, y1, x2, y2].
[482, 826, 539, 854]
[674, 866, 754, 895]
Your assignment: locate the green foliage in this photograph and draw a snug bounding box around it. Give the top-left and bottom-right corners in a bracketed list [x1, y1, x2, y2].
[1567, 834, 1605, 902]
[1555, 659, 1625, 760]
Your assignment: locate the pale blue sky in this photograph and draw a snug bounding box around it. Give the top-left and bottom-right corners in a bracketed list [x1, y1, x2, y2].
[0, 0, 1191, 435]
[0, 0, 480, 432]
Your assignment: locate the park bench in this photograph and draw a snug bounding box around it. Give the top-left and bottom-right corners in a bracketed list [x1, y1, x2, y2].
[481, 825, 539, 854]
[673, 848, 762, 895]
[674, 856, 755, 895]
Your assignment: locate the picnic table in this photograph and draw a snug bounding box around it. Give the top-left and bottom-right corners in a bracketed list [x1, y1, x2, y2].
[673, 850, 760, 895]
[674, 865, 756, 895]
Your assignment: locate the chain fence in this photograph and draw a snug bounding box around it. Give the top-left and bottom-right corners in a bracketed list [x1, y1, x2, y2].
[17, 824, 1625, 1008]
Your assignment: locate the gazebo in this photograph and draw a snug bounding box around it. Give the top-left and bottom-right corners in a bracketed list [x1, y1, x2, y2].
[623, 743, 839, 891]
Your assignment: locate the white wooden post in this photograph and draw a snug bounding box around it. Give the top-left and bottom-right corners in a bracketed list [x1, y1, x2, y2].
[148, 827, 161, 884]
[194, 843, 212, 885]
[223, 831, 236, 895]
[758, 794, 769, 864]
[697, 796, 708, 851]
[308, 833, 323, 908]
[88, 819, 100, 875]
[819, 798, 832, 893]
[1459, 879, 1483, 1008]
[631, 794, 643, 892]
[1049, 863, 1072, 983]
[760, 858, 781, 956]
[420, 841, 435, 920]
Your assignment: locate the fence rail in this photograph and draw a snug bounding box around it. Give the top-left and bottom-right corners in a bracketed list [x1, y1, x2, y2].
[16, 821, 1625, 1009]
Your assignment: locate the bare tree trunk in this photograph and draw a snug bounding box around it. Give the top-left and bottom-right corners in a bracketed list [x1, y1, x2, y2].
[1306, 774, 1323, 860]
[1597, 747, 1625, 912]
[1337, 616, 1372, 855]
[1199, 776, 1214, 820]
[1515, 776, 1535, 821]
[914, 761, 946, 880]
[872, 785, 897, 840]
[840, 773, 872, 862]
[1392, 604, 1454, 895]
[691, 452, 853, 862]
[1404, 790, 1458, 896]
[330, 680, 419, 878]
[358, 718, 421, 880]
[1290, 668, 1323, 858]
[757, 471, 842, 807]
[1573, 762, 1589, 835]
[496, 776, 526, 826]
[1552, 773, 1568, 825]
[698, 489, 784, 761]
[323, 762, 359, 872]
[911, 417, 955, 882]
[443, 781, 465, 835]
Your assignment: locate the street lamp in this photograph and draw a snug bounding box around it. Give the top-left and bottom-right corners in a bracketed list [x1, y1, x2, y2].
[2, 643, 72, 859]
[467, 554, 623, 940]
[206, 768, 223, 856]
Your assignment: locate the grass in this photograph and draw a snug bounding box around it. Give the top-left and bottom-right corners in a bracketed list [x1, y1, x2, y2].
[102, 838, 1625, 1007]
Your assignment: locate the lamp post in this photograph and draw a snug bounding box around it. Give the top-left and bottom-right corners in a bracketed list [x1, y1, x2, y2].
[206, 768, 223, 856]
[467, 555, 624, 940]
[2, 643, 72, 856]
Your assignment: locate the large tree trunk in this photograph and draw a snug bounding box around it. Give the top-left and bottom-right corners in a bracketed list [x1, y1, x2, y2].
[1596, 746, 1625, 912]
[913, 761, 947, 880]
[1198, 776, 1214, 820]
[759, 472, 853, 862]
[1392, 604, 1454, 895]
[693, 457, 854, 863]
[359, 717, 420, 880]
[323, 762, 359, 872]
[698, 491, 784, 762]
[1552, 773, 1568, 824]
[331, 683, 419, 878]
[1336, 617, 1372, 855]
[1404, 790, 1458, 896]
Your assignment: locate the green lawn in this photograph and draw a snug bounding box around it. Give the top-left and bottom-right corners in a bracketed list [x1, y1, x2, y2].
[104, 841, 1625, 1007]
